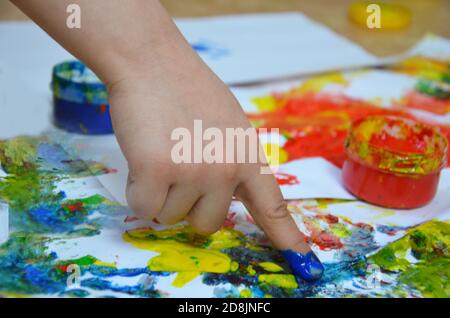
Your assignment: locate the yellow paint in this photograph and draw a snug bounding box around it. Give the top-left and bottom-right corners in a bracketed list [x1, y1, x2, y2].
[393, 56, 450, 80]
[315, 110, 352, 130]
[172, 271, 200, 288]
[250, 73, 347, 113]
[93, 260, 117, 268]
[330, 223, 352, 238]
[246, 265, 256, 275]
[294, 73, 348, 94]
[252, 95, 279, 112]
[240, 289, 252, 298]
[316, 198, 353, 209]
[258, 274, 298, 289]
[123, 226, 244, 287]
[258, 262, 284, 272]
[0, 291, 29, 298]
[349, 2, 411, 30]
[263, 143, 289, 166]
[357, 204, 396, 220]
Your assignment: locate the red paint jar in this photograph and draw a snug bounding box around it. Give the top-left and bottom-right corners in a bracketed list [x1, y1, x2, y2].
[342, 116, 448, 209]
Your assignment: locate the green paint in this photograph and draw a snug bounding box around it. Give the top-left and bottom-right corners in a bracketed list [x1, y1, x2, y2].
[0, 137, 37, 174]
[415, 80, 450, 100]
[399, 258, 450, 298]
[369, 220, 450, 297]
[0, 172, 59, 212]
[330, 223, 352, 238]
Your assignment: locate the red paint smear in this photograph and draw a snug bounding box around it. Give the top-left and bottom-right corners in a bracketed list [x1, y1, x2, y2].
[223, 212, 237, 228]
[55, 264, 68, 273]
[397, 91, 450, 115]
[99, 104, 107, 113]
[317, 214, 339, 224]
[368, 117, 435, 154]
[62, 201, 83, 212]
[274, 172, 300, 186]
[248, 92, 450, 167]
[304, 218, 343, 251]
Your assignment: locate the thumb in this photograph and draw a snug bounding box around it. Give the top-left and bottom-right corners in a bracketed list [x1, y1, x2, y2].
[235, 170, 324, 282]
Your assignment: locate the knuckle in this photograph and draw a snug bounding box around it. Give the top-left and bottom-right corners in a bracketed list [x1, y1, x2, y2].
[263, 200, 289, 221]
[223, 165, 239, 182]
[128, 155, 171, 181]
[126, 184, 158, 220]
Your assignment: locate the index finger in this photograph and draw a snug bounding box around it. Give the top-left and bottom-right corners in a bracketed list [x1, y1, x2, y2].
[234, 170, 324, 282]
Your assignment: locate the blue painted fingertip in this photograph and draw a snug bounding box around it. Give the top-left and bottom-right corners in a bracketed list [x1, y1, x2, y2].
[281, 250, 324, 282]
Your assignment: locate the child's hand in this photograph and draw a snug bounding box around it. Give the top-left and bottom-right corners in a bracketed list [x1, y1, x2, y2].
[13, 0, 324, 281]
[108, 39, 303, 244]
[107, 37, 323, 281]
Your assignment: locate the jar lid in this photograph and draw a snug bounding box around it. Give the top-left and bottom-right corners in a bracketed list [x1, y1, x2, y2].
[51, 60, 108, 105]
[345, 116, 448, 175]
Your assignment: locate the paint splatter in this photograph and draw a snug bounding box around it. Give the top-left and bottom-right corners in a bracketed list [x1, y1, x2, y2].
[274, 172, 299, 186]
[0, 134, 448, 298]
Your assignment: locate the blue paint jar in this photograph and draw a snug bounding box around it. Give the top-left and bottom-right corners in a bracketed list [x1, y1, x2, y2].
[51, 61, 113, 134]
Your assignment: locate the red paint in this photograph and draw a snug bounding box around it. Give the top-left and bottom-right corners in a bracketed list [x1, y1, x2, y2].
[397, 91, 450, 115]
[274, 172, 300, 185]
[304, 218, 343, 251]
[55, 264, 68, 273]
[248, 92, 450, 168]
[99, 104, 107, 113]
[318, 214, 339, 224]
[63, 201, 83, 212]
[223, 212, 237, 228]
[249, 93, 414, 168]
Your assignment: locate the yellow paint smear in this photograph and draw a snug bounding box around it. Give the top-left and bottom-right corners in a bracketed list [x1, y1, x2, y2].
[93, 260, 117, 268]
[262, 143, 289, 166]
[258, 262, 284, 272]
[252, 95, 279, 112]
[258, 274, 298, 289]
[123, 226, 243, 287]
[294, 73, 348, 94]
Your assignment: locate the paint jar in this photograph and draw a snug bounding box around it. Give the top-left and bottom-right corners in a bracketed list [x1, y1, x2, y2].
[342, 116, 447, 209]
[51, 61, 113, 134]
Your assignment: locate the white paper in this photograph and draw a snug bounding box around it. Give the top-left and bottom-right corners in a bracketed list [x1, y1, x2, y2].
[0, 202, 8, 245]
[176, 13, 379, 84]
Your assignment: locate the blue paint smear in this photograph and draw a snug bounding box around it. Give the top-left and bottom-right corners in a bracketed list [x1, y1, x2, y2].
[191, 40, 230, 60]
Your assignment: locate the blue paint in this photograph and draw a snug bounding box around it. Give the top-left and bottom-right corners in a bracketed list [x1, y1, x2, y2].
[191, 40, 230, 60]
[281, 250, 324, 282]
[51, 61, 113, 135]
[24, 265, 66, 294]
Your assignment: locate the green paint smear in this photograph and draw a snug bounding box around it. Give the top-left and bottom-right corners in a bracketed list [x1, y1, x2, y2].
[415, 80, 450, 100]
[0, 172, 59, 212]
[0, 136, 37, 174]
[369, 220, 450, 297]
[399, 258, 449, 298]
